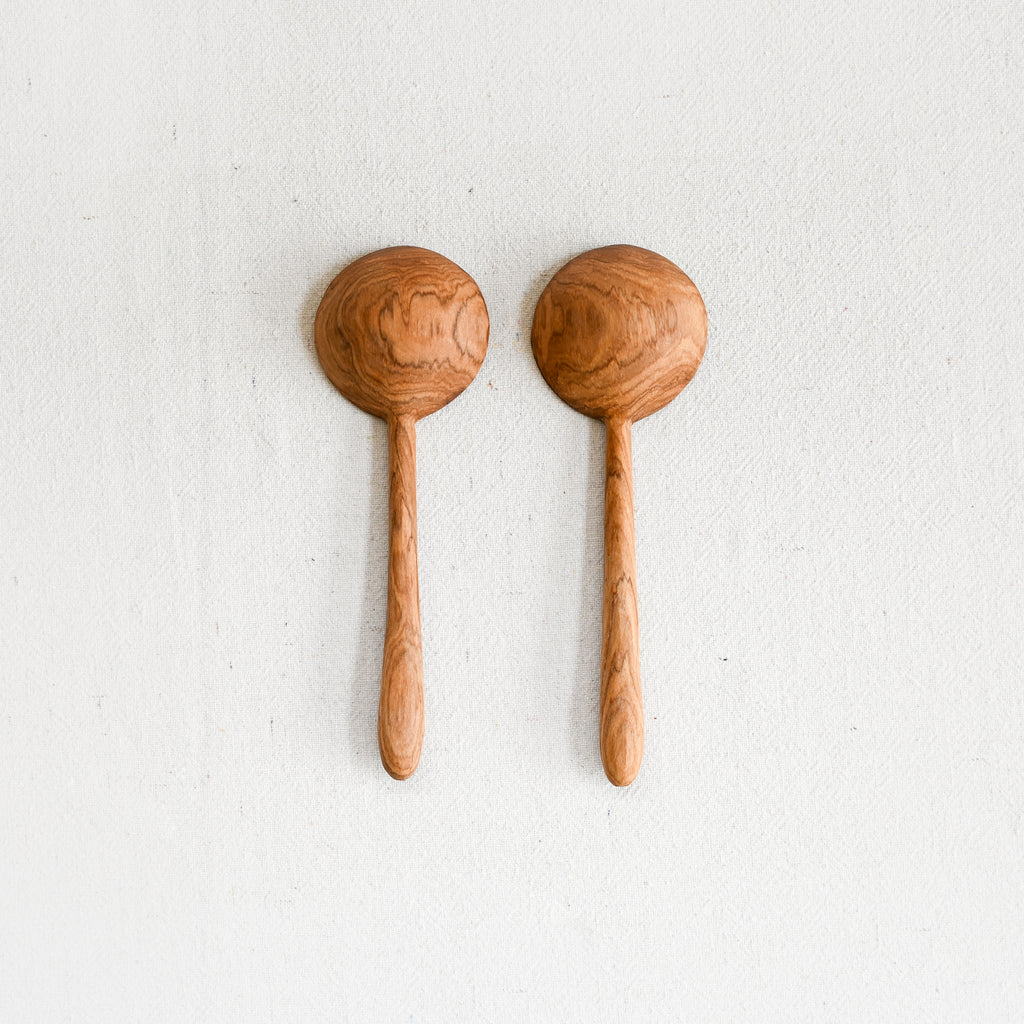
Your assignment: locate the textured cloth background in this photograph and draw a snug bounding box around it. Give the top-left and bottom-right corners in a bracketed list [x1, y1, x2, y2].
[2, 1, 1022, 1020]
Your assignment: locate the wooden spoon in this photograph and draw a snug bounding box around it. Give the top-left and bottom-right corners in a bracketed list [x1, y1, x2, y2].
[531, 245, 707, 786]
[315, 246, 489, 780]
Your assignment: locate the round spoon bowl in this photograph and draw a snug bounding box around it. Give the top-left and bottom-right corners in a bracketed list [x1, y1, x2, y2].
[531, 244, 706, 423]
[316, 245, 489, 423]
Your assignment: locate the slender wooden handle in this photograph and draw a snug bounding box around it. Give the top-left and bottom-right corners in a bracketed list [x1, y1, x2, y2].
[600, 417, 644, 786]
[379, 414, 424, 780]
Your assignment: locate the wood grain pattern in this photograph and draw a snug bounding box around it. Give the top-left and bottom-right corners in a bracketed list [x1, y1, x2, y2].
[532, 245, 707, 786]
[380, 414, 422, 779]
[531, 245, 706, 423]
[601, 417, 642, 786]
[315, 246, 488, 780]
[315, 246, 489, 421]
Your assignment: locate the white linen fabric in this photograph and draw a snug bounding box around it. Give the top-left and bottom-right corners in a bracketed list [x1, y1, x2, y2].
[2, 1, 1022, 1020]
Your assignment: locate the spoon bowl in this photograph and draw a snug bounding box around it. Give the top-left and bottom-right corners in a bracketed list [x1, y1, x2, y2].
[532, 244, 705, 423]
[316, 245, 489, 422]
[316, 246, 488, 779]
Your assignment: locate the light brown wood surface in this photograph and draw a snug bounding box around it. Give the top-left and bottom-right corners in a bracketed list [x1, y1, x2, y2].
[532, 244, 707, 786]
[315, 246, 489, 779]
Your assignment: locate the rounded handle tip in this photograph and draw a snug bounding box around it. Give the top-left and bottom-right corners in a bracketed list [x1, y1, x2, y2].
[606, 766, 640, 788]
[601, 708, 643, 786]
[378, 682, 424, 781]
[378, 730, 422, 781]
[381, 755, 420, 781]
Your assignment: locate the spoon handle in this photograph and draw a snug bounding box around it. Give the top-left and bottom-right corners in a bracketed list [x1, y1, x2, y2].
[600, 417, 644, 786]
[379, 414, 424, 780]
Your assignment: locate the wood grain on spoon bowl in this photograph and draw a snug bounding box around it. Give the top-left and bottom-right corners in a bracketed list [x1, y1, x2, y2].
[315, 246, 488, 780]
[532, 244, 707, 787]
[531, 244, 706, 423]
[315, 245, 489, 422]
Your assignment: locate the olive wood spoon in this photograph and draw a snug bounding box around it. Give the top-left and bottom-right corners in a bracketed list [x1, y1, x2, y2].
[315, 246, 489, 779]
[531, 244, 707, 786]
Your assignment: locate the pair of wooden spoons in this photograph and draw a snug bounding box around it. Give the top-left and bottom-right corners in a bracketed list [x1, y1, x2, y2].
[315, 245, 706, 784]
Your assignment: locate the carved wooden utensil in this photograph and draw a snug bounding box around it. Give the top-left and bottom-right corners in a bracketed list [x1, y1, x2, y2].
[315, 246, 489, 780]
[532, 245, 707, 786]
